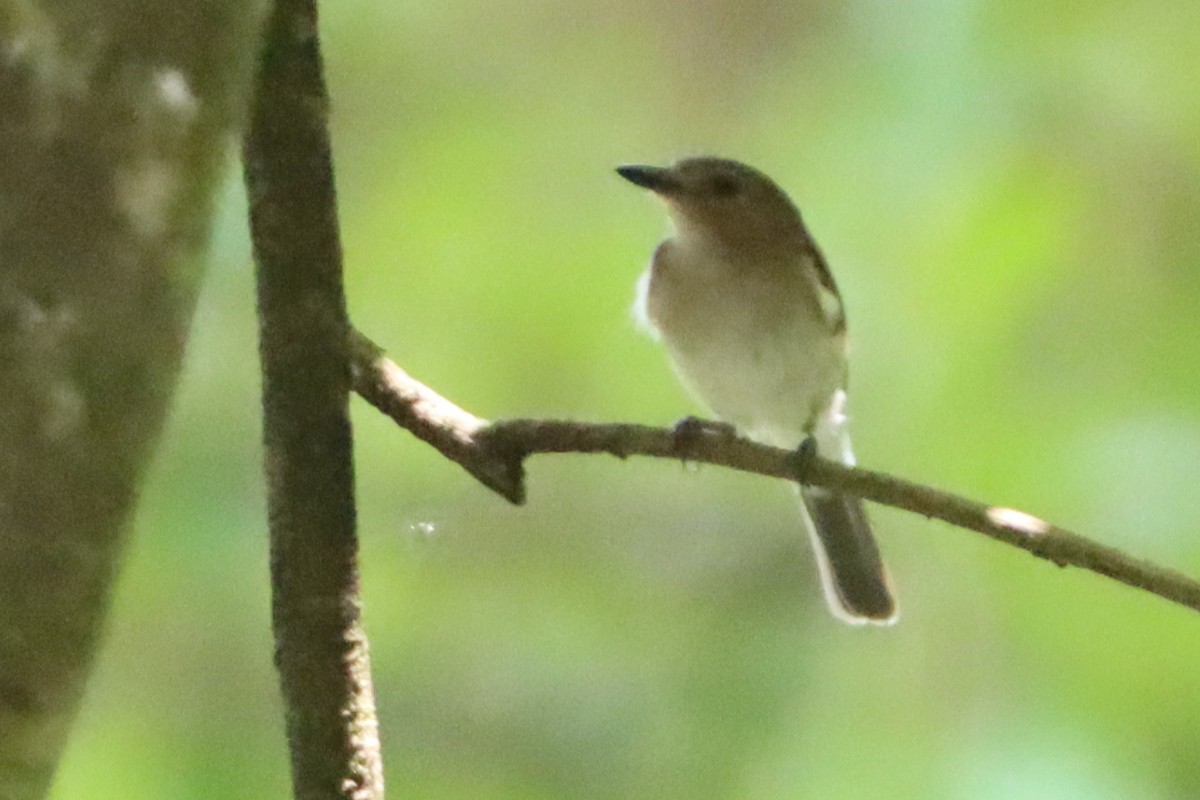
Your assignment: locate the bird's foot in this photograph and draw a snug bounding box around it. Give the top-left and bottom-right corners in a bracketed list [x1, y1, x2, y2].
[786, 436, 819, 484]
[671, 416, 737, 460]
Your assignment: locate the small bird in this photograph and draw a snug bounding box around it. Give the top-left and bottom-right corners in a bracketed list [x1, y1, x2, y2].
[618, 157, 897, 625]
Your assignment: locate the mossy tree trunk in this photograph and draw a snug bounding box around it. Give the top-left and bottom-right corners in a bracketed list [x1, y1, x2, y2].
[0, 3, 267, 797]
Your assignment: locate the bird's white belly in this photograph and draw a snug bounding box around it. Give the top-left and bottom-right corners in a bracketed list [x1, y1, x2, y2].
[639, 265, 847, 448]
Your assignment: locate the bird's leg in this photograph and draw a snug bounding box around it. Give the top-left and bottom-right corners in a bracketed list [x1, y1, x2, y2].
[670, 416, 738, 460]
[786, 436, 819, 485]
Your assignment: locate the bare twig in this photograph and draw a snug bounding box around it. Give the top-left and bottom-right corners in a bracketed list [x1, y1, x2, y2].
[351, 329, 1200, 617]
[244, 3, 383, 798]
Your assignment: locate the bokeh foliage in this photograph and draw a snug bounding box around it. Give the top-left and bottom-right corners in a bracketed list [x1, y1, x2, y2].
[54, 1, 1200, 798]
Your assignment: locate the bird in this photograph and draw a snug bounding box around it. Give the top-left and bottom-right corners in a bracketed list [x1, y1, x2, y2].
[617, 156, 897, 625]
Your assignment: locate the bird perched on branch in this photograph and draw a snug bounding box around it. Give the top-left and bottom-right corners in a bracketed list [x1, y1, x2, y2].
[618, 157, 897, 625]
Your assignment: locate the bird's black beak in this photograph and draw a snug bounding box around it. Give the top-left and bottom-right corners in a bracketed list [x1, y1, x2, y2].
[616, 164, 681, 195]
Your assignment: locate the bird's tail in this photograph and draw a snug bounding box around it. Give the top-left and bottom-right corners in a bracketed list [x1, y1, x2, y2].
[799, 486, 897, 625]
[798, 388, 897, 625]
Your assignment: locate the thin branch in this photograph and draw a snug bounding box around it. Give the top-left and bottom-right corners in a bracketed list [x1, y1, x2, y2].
[244, 3, 383, 798]
[350, 329, 1200, 617]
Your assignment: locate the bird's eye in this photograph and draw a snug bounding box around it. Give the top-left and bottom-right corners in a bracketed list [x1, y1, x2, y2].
[709, 175, 740, 197]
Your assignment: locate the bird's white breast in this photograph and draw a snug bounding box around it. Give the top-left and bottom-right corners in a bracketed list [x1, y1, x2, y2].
[634, 238, 848, 449]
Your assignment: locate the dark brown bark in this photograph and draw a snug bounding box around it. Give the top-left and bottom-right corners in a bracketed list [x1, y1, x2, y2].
[243, 0, 384, 797]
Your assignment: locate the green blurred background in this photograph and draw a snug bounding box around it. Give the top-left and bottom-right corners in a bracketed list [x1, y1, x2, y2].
[53, 0, 1200, 797]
